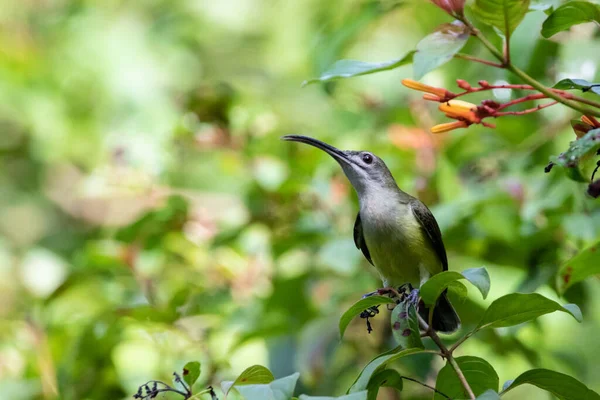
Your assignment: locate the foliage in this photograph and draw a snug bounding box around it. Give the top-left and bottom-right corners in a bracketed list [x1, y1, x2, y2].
[541, 1, 600, 38]
[1, 0, 600, 400]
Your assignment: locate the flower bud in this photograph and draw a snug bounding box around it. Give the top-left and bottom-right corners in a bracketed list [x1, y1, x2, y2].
[438, 100, 478, 122]
[402, 79, 450, 98]
[431, 0, 465, 16]
[423, 93, 442, 102]
[456, 79, 471, 90]
[431, 120, 469, 134]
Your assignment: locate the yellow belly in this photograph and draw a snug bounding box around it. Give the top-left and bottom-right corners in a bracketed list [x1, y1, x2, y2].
[361, 204, 443, 288]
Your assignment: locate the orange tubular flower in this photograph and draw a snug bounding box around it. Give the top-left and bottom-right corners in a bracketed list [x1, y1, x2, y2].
[573, 116, 599, 138]
[582, 115, 600, 128]
[423, 93, 442, 102]
[402, 79, 451, 99]
[431, 121, 468, 134]
[438, 99, 478, 123]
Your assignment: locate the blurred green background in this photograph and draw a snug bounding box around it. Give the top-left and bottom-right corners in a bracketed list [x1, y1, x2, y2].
[1, 0, 599, 399]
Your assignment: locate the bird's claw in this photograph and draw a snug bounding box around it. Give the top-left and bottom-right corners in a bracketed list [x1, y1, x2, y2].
[406, 288, 420, 306]
[358, 285, 419, 334]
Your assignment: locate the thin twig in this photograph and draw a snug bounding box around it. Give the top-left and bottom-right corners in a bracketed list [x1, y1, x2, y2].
[401, 376, 452, 399]
[559, 91, 600, 110]
[504, 16, 511, 66]
[417, 315, 476, 400]
[451, 83, 541, 99]
[420, 349, 445, 357]
[451, 84, 600, 110]
[495, 93, 546, 110]
[188, 386, 219, 400]
[454, 53, 504, 68]
[449, 331, 476, 353]
[495, 101, 558, 116]
[591, 160, 600, 183]
[459, 18, 600, 117]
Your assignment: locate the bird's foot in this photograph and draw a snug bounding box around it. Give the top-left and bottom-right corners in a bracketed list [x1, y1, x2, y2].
[406, 288, 420, 306]
[375, 286, 403, 299]
[358, 286, 415, 334]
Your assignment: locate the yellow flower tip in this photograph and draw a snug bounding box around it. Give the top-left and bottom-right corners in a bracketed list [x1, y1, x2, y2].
[401, 79, 448, 98]
[431, 121, 468, 134]
[438, 99, 478, 122]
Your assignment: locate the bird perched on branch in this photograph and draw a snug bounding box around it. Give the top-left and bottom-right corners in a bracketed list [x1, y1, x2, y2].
[283, 135, 460, 333]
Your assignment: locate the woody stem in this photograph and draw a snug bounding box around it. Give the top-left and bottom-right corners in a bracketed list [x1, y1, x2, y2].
[458, 18, 600, 117]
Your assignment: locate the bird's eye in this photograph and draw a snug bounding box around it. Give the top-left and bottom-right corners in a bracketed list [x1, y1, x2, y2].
[362, 153, 373, 164]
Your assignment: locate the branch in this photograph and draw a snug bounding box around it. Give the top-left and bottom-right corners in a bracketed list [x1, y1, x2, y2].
[452, 83, 600, 110]
[454, 53, 504, 68]
[451, 83, 543, 99]
[495, 93, 546, 110]
[459, 18, 600, 118]
[449, 331, 476, 353]
[401, 376, 451, 399]
[508, 64, 600, 117]
[417, 314, 476, 400]
[495, 101, 558, 117]
[558, 91, 600, 110]
[504, 16, 511, 65]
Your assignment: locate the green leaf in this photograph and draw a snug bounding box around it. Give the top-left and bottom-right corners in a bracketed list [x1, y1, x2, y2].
[390, 301, 424, 350]
[222, 365, 275, 396]
[553, 78, 600, 96]
[557, 240, 600, 293]
[269, 373, 301, 400]
[461, 267, 491, 300]
[366, 369, 403, 400]
[182, 361, 201, 388]
[420, 271, 465, 306]
[476, 293, 582, 330]
[448, 280, 468, 300]
[225, 372, 299, 400]
[476, 389, 501, 400]
[501, 369, 600, 400]
[529, 1, 554, 14]
[473, 0, 531, 40]
[299, 392, 368, 400]
[302, 52, 415, 86]
[434, 356, 499, 400]
[541, 1, 600, 38]
[549, 128, 600, 169]
[339, 296, 397, 339]
[420, 267, 490, 306]
[565, 165, 589, 183]
[348, 348, 424, 393]
[413, 21, 470, 79]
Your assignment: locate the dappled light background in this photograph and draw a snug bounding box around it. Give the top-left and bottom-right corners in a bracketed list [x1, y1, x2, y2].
[1, 0, 599, 399]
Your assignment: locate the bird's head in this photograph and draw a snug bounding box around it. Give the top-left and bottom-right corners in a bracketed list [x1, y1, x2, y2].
[282, 135, 398, 197]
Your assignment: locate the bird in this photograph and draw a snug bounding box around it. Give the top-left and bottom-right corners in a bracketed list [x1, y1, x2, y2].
[282, 134, 460, 333]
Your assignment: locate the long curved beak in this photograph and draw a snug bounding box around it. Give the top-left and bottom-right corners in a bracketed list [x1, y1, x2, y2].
[282, 135, 351, 165]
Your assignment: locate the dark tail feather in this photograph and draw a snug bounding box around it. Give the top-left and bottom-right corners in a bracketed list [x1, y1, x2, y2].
[419, 290, 460, 333]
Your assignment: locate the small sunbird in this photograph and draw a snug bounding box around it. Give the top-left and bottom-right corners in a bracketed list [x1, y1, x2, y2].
[283, 135, 460, 333]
